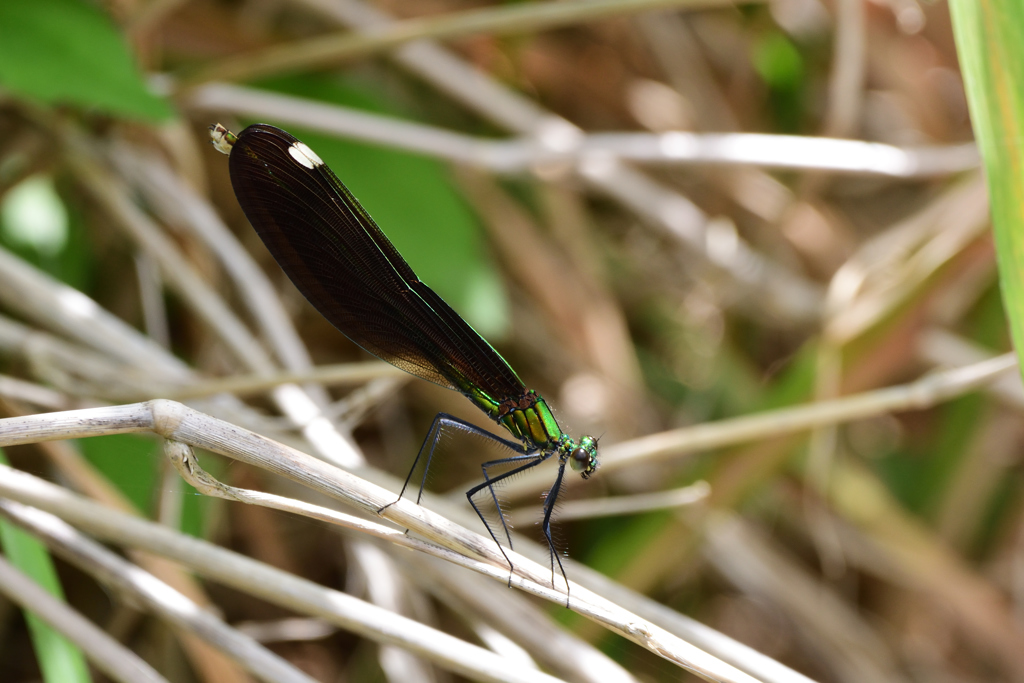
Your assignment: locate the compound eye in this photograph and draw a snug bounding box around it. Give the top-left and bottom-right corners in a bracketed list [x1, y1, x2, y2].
[569, 447, 588, 471]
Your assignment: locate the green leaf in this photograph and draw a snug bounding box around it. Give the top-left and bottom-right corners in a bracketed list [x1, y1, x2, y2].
[77, 434, 160, 513]
[0, 176, 68, 257]
[0, 0, 172, 122]
[77, 434, 210, 538]
[0, 176, 96, 291]
[949, 0, 1024, 376]
[0, 450, 90, 683]
[874, 395, 983, 516]
[753, 33, 804, 90]
[249, 75, 509, 338]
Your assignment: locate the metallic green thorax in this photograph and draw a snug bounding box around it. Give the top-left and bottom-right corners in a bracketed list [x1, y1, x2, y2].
[498, 391, 563, 451]
[465, 387, 599, 479]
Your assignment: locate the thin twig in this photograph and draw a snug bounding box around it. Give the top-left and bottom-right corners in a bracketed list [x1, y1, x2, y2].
[134, 362, 404, 401]
[51, 120, 364, 467]
[501, 352, 1018, 500]
[405, 555, 636, 683]
[109, 144, 320, 381]
[99, 135, 369, 467]
[0, 500, 318, 683]
[510, 482, 710, 526]
[919, 329, 1024, 408]
[824, 177, 990, 344]
[0, 402, 764, 683]
[602, 352, 1015, 469]
[819, 460, 1024, 675]
[0, 551, 168, 683]
[0, 313, 155, 401]
[292, 0, 824, 324]
[0, 244, 189, 378]
[187, 83, 978, 176]
[703, 513, 908, 682]
[821, 0, 866, 138]
[0, 472, 567, 683]
[184, 0, 751, 85]
[579, 132, 978, 176]
[64, 136, 276, 374]
[0, 374, 76, 410]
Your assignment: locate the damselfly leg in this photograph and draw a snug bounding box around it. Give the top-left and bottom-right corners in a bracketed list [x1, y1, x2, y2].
[379, 413, 564, 591]
[467, 450, 552, 584]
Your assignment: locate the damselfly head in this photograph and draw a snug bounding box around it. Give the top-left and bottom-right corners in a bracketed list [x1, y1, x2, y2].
[209, 123, 237, 155]
[568, 435, 599, 479]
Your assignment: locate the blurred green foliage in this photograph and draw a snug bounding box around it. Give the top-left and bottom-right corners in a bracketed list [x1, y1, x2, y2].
[752, 31, 805, 132]
[0, 0, 171, 121]
[0, 176, 95, 291]
[0, 450, 90, 683]
[0, 0, 1019, 678]
[951, 0, 1024, 377]
[77, 435, 210, 538]
[77, 434, 160, 511]
[753, 33, 804, 90]
[876, 394, 983, 516]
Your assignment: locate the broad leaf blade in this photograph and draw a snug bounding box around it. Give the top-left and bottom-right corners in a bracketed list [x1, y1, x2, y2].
[0, 0, 172, 121]
[0, 451, 90, 683]
[950, 0, 1024, 374]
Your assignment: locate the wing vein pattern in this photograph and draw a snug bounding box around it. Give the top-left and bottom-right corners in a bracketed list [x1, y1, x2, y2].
[228, 124, 524, 402]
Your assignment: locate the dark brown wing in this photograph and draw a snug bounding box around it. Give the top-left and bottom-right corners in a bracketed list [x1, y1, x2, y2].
[227, 124, 525, 402]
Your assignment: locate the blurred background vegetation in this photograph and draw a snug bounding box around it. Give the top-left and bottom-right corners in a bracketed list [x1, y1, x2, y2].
[0, 0, 1022, 681]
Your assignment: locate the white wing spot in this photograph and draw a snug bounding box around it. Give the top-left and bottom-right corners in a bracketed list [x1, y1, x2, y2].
[288, 142, 323, 169]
